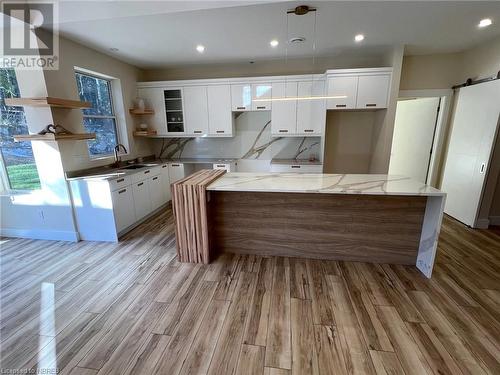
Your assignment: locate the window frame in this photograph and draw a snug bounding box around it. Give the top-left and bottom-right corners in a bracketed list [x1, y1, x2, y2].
[75, 70, 121, 159]
[0, 69, 41, 193]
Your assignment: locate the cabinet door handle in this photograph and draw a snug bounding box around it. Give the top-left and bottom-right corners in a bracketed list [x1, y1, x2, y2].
[116, 178, 125, 183]
[336, 104, 347, 108]
[480, 163, 486, 173]
[366, 103, 377, 107]
[237, 106, 246, 110]
[138, 182, 144, 186]
[144, 170, 150, 174]
[193, 130, 202, 134]
[304, 129, 314, 133]
[291, 165, 301, 169]
[118, 188, 126, 194]
[216, 164, 226, 168]
[256, 106, 266, 109]
[152, 176, 158, 181]
[216, 130, 225, 133]
[162, 165, 167, 168]
[171, 164, 180, 167]
[279, 129, 288, 133]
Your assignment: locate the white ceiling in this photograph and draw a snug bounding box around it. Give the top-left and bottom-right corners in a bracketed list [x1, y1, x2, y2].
[54, 1, 500, 69]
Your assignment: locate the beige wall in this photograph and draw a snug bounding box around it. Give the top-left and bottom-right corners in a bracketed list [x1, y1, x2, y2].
[324, 111, 375, 174]
[43, 36, 154, 171]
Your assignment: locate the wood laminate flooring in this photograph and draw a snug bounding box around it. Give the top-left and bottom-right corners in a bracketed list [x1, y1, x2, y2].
[1, 205, 499, 374]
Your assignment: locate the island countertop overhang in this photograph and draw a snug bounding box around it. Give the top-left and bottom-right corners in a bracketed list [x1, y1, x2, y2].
[206, 172, 446, 197]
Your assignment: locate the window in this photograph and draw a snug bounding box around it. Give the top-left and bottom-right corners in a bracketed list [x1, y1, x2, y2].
[75, 72, 118, 157]
[0, 69, 41, 190]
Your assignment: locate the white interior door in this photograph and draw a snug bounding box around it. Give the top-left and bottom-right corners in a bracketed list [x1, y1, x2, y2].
[388, 97, 440, 183]
[441, 80, 500, 227]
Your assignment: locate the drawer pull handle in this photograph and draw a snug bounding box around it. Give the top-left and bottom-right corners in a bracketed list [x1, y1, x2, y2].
[144, 170, 150, 174]
[237, 106, 246, 110]
[194, 130, 202, 134]
[171, 164, 180, 167]
[291, 165, 301, 169]
[116, 178, 125, 183]
[336, 104, 346, 108]
[153, 176, 158, 181]
[162, 165, 167, 168]
[138, 182, 144, 186]
[256, 106, 266, 109]
[216, 130, 225, 133]
[118, 188, 126, 194]
[216, 165, 225, 168]
[366, 103, 377, 107]
[304, 129, 313, 133]
[279, 130, 288, 133]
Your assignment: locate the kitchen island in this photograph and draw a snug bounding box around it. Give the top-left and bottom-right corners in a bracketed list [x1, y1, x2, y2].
[173, 172, 446, 278]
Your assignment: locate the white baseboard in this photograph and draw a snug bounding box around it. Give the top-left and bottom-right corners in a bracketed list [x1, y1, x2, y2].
[0, 228, 79, 242]
[489, 216, 500, 226]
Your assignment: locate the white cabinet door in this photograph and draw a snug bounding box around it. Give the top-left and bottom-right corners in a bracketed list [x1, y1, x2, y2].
[183, 86, 209, 135]
[297, 80, 326, 135]
[271, 81, 297, 136]
[132, 179, 152, 220]
[149, 174, 164, 209]
[231, 84, 252, 111]
[168, 163, 186, 184]
[326, 76, 358, 109]
[137, 87, 168, 134]
[252, 83, 272, 111]
[213, 162, 237, 172]
[160, 164, 171, 203]
[208, 85, 233, 136]
[111, 186, 136, 232]
[356, 74, 390, 109]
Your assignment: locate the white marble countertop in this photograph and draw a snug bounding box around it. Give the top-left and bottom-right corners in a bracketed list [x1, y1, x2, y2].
[207, 173, 446, 196]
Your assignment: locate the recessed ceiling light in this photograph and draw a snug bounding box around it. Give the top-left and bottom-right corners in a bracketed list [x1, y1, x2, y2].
[196, 45, 205, 53]
[109, 47, 119, 52]
[270, 39, 279, 47]
[354, 34, 365, 42]
[478, 18, 493, 28]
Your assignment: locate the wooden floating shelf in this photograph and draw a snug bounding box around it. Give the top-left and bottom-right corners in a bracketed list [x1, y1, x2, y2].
[133, 130, 157, 137]
[5, 97, 91, 109]
[14, 133, 96, 142]
[129, 108, 154, 115]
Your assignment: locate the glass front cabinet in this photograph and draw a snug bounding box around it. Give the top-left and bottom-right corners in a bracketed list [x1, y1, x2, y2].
[164, 89, 185, 133]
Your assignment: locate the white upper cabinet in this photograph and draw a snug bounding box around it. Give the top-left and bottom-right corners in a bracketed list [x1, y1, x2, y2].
[231, 84, 252, 111]
[183, 86, 209, 135]
[137, 87, 169, 134]
[251, 83, 272, 111]
[326, 76, 358, 109]
[326, 68, 392, 110]
[271, 81, 297, 135]
[355, 74, 391, 109]
[297, 80, 326, 135]
[207, 85, 234, 136]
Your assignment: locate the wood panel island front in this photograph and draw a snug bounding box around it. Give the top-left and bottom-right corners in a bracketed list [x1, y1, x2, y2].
[172, 171, 446, 278]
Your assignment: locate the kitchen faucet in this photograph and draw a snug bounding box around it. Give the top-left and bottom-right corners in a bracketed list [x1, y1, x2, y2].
[113, 143, 128, 167]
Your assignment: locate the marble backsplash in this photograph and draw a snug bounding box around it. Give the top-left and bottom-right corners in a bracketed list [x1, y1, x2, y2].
[156, 112, 321, 162]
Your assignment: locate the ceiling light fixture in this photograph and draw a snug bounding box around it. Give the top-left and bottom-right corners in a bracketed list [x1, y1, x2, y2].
[354, 34, 365, 42]
[270, 39, 279, 47]
[478, 18, 493, 28]
[196, 45, 205, 53]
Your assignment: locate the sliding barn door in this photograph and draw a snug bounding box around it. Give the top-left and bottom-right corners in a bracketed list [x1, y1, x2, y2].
[441, 80, 500, 227]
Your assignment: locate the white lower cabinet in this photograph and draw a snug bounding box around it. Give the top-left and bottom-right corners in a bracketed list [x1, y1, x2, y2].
[132, 179, 152, 220]
[160, 163, 171, 203]
[111, 186, 136, 233]
[270, 163, 323, 173]
[149, 174, 164, 209]
[168, 163, 186, 183]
